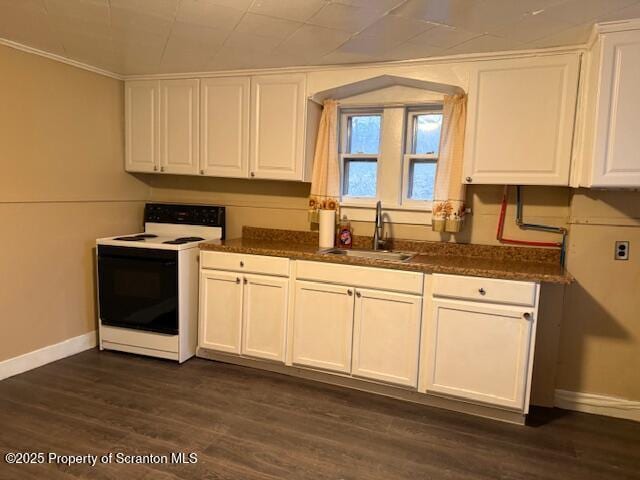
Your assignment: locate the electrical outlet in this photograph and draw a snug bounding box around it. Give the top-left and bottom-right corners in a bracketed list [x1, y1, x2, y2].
[615, 241, 629, 261]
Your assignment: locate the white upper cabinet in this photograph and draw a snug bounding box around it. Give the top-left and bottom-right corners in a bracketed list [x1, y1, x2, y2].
[577, 27, 640, 187]
[463, 54, 580, 185]
[200, 77, 250, 178]
[125, 80, 159, 173]
[159, 79, 200, 175]
[250, 73, 308, 181]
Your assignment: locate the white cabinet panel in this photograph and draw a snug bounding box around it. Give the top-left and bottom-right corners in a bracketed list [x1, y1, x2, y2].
[159, 79, 200, 175]
[425, 298, 534, 410]
[591, 30, 640, 187]
[250, 74, 306, 180]
[464, 54, 579, 185]
[201, 77, 250, 178]
[242, 274, 288, 362]
[292, 280, 354, 373]
[352, 289, 422, 387]
[125, 80, 159, 173]
[199, 270, 242, 354]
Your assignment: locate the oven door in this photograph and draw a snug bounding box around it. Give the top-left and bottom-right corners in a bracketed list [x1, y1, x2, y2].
[98, 246, 179, 335]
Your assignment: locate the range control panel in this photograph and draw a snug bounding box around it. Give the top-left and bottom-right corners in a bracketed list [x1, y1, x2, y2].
[144, 203, 226, 231]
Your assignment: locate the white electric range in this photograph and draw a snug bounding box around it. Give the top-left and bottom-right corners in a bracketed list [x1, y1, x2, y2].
[96, 203, 225, 363]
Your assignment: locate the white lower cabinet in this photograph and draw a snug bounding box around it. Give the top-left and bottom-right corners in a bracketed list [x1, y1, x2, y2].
[352, 289, 422, 387]
[424, 298, 534, 410]
[199, 267, 288, 362]
[292, 281, 355, 374]
[199, 270, 243, 354]
[242, 274, 288, 362]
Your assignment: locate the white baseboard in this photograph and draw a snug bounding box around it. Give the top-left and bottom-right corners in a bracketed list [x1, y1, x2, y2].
[0, 331, 97, 381]
[555, 389, 640, 422]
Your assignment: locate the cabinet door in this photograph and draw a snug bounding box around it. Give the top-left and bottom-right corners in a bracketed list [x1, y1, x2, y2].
[352, 289, 422, 387]
[425, 298, 534, 410]
[591, 31, 640, 187]
[292, 280, 354, 373]
[199, 270, 242, 354]
[159, 79, 200, 175]
[242, 274, 288, 362]
[125, 80, 159, 173]
[250, 74, 306, 180]
[201, 77, 250, 178]
[463, 54, 579, 185]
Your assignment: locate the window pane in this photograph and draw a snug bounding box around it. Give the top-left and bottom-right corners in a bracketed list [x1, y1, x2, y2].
[414, 113, 442, 154]
[348, 115, 381, 154]
[409, 160, 437, 200]
[344, 159, 377, 197]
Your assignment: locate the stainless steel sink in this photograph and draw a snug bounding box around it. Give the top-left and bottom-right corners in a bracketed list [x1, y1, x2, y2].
[319, 248, 416, 262]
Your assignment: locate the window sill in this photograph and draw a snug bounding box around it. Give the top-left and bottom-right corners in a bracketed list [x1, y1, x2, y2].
[340, 203, 433, 225]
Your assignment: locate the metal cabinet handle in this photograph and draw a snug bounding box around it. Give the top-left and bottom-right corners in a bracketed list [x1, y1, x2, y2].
[466, 176, 472, 182]
[523, 312, 531, 320]
[160, 166, 165, 172]
[478, 288, 486, 295]
[235, 277, 240, 284]
[355, 291, 361, 298]
[200, 169, 204, 175]
[250, 172, 255, 178]
[347, 289, 353, 296]
[240, 261, 244, 267]
[153, 165, 158, 171]
[243, 277, 248, 285]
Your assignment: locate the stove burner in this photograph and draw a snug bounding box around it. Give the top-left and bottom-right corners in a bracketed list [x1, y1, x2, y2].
[113, 234, 158, 241]
[162, 236, 205, 245]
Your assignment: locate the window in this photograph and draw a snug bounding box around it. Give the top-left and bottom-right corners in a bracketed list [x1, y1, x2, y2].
[340, 112, 382, 199]
[339, 105, 443, 217]
[404, 109, 443, 203]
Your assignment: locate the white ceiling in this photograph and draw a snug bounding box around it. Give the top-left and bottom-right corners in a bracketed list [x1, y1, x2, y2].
[1, 0, 640, 76]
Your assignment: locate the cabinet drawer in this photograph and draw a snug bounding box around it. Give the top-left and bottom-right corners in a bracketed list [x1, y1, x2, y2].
[296, 261, 423, 295]
[200, 251, 289, 277]
[432, 274, 537, 307]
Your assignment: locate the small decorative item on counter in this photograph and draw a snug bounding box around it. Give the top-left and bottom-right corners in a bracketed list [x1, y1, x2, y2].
[432, 202, 448, 232]
[337, 216, 353, 249]
[446, 211, 462, 233]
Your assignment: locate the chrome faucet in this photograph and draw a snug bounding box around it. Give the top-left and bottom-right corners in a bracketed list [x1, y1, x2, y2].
[372, 200, 385, 251]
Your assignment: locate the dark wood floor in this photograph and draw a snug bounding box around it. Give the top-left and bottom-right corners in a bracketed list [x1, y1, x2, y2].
[0, 350, 638, 480]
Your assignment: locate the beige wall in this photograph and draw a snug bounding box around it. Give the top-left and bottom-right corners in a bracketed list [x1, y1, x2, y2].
[0, 45, 149, 362]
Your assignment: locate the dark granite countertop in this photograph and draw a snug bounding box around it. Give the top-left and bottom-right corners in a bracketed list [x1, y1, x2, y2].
[201, 227, 572, 284]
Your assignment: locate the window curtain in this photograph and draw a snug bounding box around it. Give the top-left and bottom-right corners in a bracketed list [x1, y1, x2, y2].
[308, 99, 340, 223]
[432, 94, 467, 233]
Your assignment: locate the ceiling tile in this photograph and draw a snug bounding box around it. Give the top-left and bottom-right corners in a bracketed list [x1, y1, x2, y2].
[44, 0, 110, 26]
[319, 49, 378, 65]
[333, 0, 405, 12]
[409, 25, 481, 49]
[0, 1, 65, 55]
[492, 11, 575, 43]
[358, 14, 435, 45]
[176, 0, 245, 29]
[525, 22, 594, 48]
[336, 33, 397, 56]
[235, 13, 303, 40]
[223, 31, 283, 54]
[276, 24, 352, 60]
[544, 0, 640, 25]
[391, 0, 529, 32]
[308, 2, 381, 33]
[110, 6, 173, 37]
[109, 0, 178, 19]
[385, 41, 444, 60]
[445, 33, 525, 55]
[595, 2, 640, 22]
[249, 0, 328, 22]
